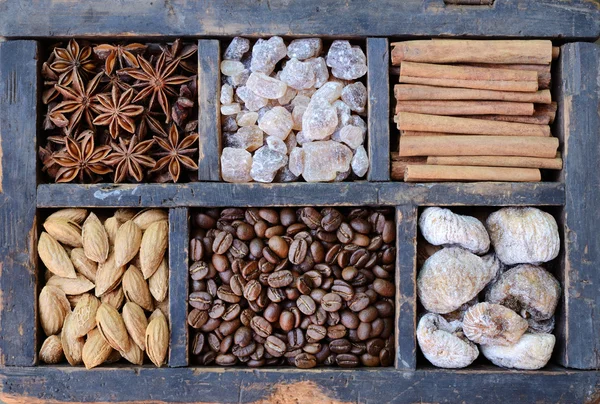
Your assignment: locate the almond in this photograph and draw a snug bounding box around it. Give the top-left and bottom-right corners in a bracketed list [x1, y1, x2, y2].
[122, 302, 148, 351]
[61, 312, 84, 365]
[101, 286, 125, 310]
[47, 274, 95, 295]
[104, 216, 121, 246]
[140, 220, 168, 279]
[47, 208, 88, 224]
[38, 232, 76, 279]
[146, 309, 169, 367]
[120, 339, 144, 365]
[105, 349, 123, 364]
[43, 219, 82, 248]
[82, 212, 110, 263]
[82, 328, 113, 369]
[133, 209, 168, 230]
[114, 220, 142, 267]
[115, 209, 137, 223]
[95, 252, 126, 297]
[149, 256, 169, 303]
[39, 335, 64, 364]
[71, 294, 100, 337]
[122, 265, 154, 311]
[39, 285, 70, 336]
[155, 299, 170, 322]
[96, 303, 130, 352]
[70, 248, 97, 283]
[67, 294, 84, 309]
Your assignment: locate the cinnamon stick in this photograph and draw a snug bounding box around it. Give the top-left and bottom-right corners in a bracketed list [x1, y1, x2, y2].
[391, 40, 553, 65]
[466, 63, 551, 89]
[390, 157, 427, 180]
[463, 102, 557, 125]
[395, 100, 534, 116]
[396, 112, 551, 137]
[404, 164, 541, 182]
[398, 136, 559, 158]
[400, 62, 538, 92]
[394, 84, 552, 104]
[536, 102, 557, 123]
[427, 154, 563, 170]
[552, 46, 560, 60]
[400, 131, 452, 136]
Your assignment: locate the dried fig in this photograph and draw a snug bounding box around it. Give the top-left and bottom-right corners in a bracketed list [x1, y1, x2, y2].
[443, 296, 478, 323]
[416, 313, 479, 369]
[481, 333, 555, 370]
[486, 207, 559, 265]
[419, 207, 490, 255]
[463, 302, 528, 346]
[486, 264, 560, 321]
[527, 316, 555, 334]
[418, 247, 495, 314]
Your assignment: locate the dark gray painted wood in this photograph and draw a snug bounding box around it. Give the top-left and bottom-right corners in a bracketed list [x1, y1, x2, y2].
[0, 41, 39, 366]
[197, 40, 222, 181]
[367, 38, 390, 182]
[35, 182, 565, 208]
[555, 42, 600, 370]
[168, 208, 189, 367]
[0, 0, 598, 39]
[395, 205, 417, 370]
[0, 365, 599, 403]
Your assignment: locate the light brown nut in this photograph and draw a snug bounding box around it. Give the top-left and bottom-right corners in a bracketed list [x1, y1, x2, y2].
[67, 294, 85, 309]
[486, 207, 559, 265]
[123, 302, 148, 351]
[38, 232, 76, 279]
[104, 216, 121, 246]
[149, 257, 169, 303]
[47, 208, 88, 225]
[47, 274, 95, 295]
[481, 333, 555, 370]
[133, 209, 168, 230]
[155, 299, 170, 323]
[486, 264, 560, 321]
[39, 285, 71, 336]
[463, 302, 528, 346]
[43, 219, 83, 248]
[39, 335, 64, 364]
[96, 303, 131, 352]
[101, 286, 125, 310]
[70, 294, 101, 337]
[419, 207, 490, 255]
[114, 208, 137, 223]
[61, 312, 85, 365]
[417, 313, 479, 369]
[114, 220, 142, 267]
[140, 220, 168, 279]
[82, 212, 110, 264]
[417, 247, 495, 314]
[122, 265, 154, 311]
[82, 328, 113, 369]
[120, 340, 144, 365]
[146, 309, 169, 367]
[95, 252, 126, 297]
[70, 248, 98, 282]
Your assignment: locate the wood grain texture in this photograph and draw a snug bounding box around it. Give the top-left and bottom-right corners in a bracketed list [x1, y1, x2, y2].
[197, 40, 221, 181]
[366, 38, 390, 181]
[0, 366, 599, 403]
[395, 205, 417, 370]
[0, 41, 39, 366]
[555, 42, 600, 370]
[168, 208, 189, 367]
[35, 182, 565, 208]
[0, 0, 597, 39]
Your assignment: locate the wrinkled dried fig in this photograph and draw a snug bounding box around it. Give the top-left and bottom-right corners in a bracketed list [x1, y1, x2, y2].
[486, 207, 559, 265]
[481, 333, 555, 370]
[486, 264, 560, 321]
[419, 207, 490, 255]
[417, 313, 479, 369]
[463, 302, 528, 346]
[443, 296, 478, 323]
[527, 316, 555, 334]
[418, 247, 495, 314]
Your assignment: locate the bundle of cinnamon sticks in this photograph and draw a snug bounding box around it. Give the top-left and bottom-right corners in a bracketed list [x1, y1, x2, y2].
[391, 39, 561, 182]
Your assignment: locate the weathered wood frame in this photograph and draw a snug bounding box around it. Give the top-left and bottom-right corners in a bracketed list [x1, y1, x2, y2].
[0, 1, 599, 401]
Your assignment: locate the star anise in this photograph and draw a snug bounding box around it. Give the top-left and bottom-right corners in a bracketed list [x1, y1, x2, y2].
[99, 71, 133, 93]
[50, 72, 103, 133]
[93, 86, 144, 139]
[42, 59, 61, 105]
[52, 133, 112, 183]
[47, 129, 94, 147]
[122, 53, 191, 122]
[50, 39, 96, 86]
[151, 124, 199, 183]
[172, 78, 197, 127]
[160, 38, 198, 73]
[105, 135, 155, 183]
[94, 43, 147, 75]
[137, 107, 168, 139]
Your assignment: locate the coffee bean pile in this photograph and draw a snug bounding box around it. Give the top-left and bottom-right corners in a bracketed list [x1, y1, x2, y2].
[188, 207, 396, 368]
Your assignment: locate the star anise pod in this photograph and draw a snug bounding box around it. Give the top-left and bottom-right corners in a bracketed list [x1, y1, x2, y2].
[160, 38, 198, 73]
[50, 72, 103, 133]
[52, 133, 112, 183]
[42, 59, 61, 105]
[122, 53, 191, 122]
[99, 71, 133, 93]
[50, 39, 96, 86]
[137, 107, 168, 139]
[172, 78, 197, 127]
[47, 129, 94, 147]
[105, 135, 155, 183]
[93, 86, 144, 139]
[151, 124, 199, 183]
[94, 43, 147, 75]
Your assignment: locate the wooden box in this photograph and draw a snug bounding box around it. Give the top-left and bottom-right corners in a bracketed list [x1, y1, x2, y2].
[0, 1, 599, 402]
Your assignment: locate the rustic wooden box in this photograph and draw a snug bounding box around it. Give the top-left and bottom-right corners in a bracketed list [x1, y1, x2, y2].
[0, 1, 599, 402]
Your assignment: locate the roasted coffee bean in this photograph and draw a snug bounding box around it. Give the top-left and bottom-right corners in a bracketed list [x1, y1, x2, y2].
[366, 338, 385, 356]
[188, 309, 209, 329]
[372, 265, 391, 279]
[327, 311, 341, 326]
[250, 316, 272, 338]
[208, 333, 221, 352]
[264, 302, 282, 323]
[265, 335, 286, 357]
[267, 270, 294, 288]
[375, 300, 394, 318]
[262, 246, 280, 265]
[373, 278, 395, 297]
[340, 310, 360, 329]
[195, 213, 217, 229]
[230, 239, 249, 259]
[296, 295, 316, 315]
[299, 207, 322, 229]
[212, 254, 229, 272]
[217, 285, 241, 303]
[251, 344, 265, 360]
[191, 279, 205, 292]
[201, 351, 216, 365]
[352, 233, 370, 247]
[332, 280, 354, 301]
[303, 342, 322, 354]
[370, 318, 384, 338]
[327, 324, 347, 340]
[229, 274, 246, 296]
[359, 306, 378, 323]
[357, 322, 372, 341]
[342, 266, 358, 281]
[219, 319, 241, 336]
[243, 279, 262, 301]
[350, 249, 370, 268]
[295, 353, 317, 369]
[279, 208, 296, 227]
[306, 324, 327, 341]
[265, 225, 285, 239]
[337, 249, 351, 268]
[254, 221, 268, 238]
[236, 222, 256, 241]
[190, 261, 210, 281]
[379, 347, 392, 366]
[321, 211, 342, 232]
[361, 353, 380, 367]
[206, 279, 218, 297]
[288, 328, 305, 349]
[350, 341, 367, 355]
[296, 275, 313, 295]
[279, 311, 295, 332]
[267, 236, 288, 259]
[192, 332, 205, 355]
[267, 287, 286, 303]
[189, 292, 212, 310]
[220, 335, 234, 353]
[234, 326, 253, 347]
[208, 300, 226, 319]
[215, 354, 237, 366]
[259, 208, 279, 224]
[329, 338, 352, 354]
[190, 238, 205, 262]
[336, 353, 359, 368]
[222, 304, 241, 322]
[336, 223, 354, 244]
[288, 238, 308, 265]
[348, 292, 370, 312]
[324, 354, 337, 366]
[350, 218, 371, 234]
[213, 231, 233, 255]
[200, 318, 221, 333]
[232, 341, 256, 357]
